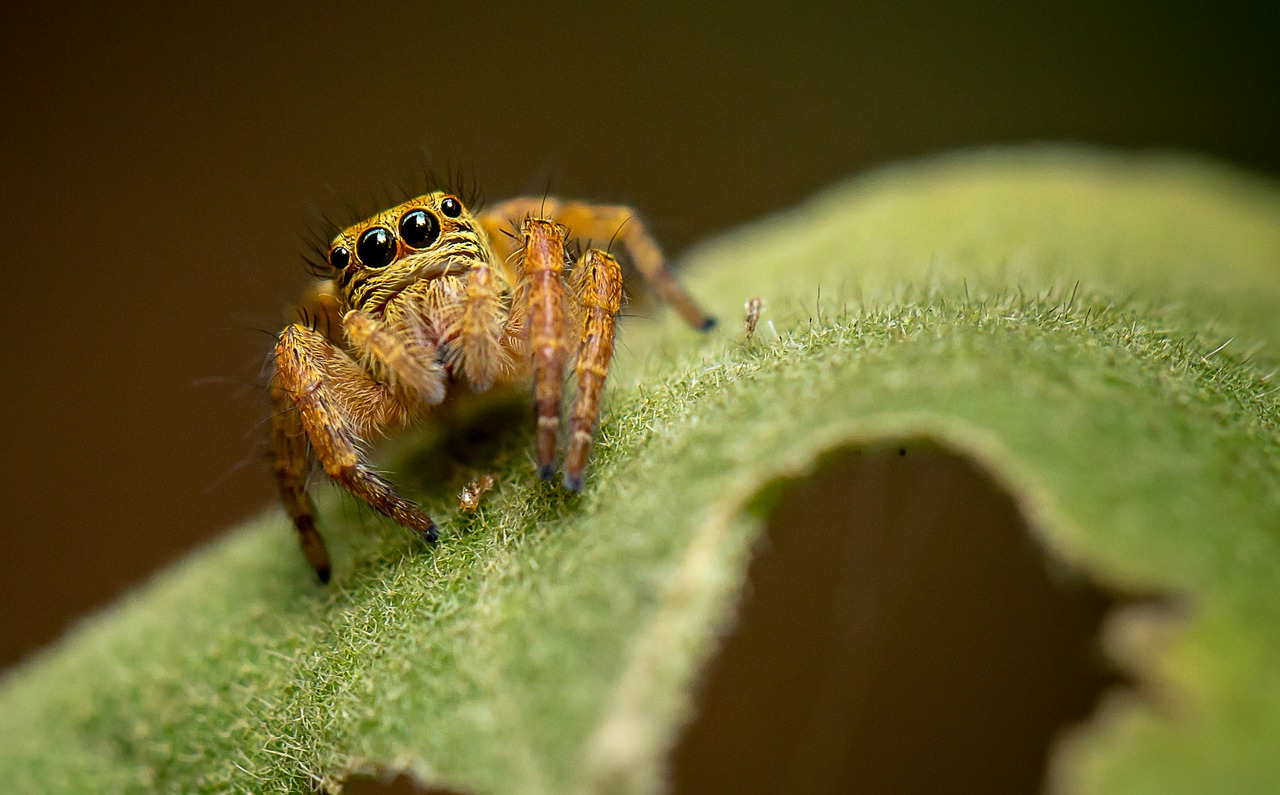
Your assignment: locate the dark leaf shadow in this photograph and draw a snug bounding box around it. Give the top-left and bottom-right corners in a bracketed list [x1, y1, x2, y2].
[668, 442, 1167, 794]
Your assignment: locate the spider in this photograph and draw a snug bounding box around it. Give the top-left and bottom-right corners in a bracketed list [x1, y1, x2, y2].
[271, 192, 715, 582]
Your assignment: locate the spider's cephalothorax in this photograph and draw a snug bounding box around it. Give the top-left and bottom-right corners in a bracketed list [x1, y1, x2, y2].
[271, 192, 714, 582]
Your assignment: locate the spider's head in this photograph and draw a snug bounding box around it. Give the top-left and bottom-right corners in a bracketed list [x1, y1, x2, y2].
[326, 192, 490, 316]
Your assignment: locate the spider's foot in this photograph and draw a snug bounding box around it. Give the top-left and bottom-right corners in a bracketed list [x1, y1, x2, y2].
[294, 515, 333, 585]
[416, 523, 440, 544]
[537, 463, 557, 482]
[563, 472, 584, 494]
[699, 315, 718, 332]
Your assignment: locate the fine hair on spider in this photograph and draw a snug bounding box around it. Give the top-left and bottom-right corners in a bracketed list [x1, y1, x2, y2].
[270, 186, 716, 583]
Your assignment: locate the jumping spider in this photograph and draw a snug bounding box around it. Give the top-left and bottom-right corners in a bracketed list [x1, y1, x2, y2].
[271, 193, 714, 582]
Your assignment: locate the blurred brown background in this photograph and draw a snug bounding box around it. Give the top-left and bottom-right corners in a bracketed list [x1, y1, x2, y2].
[1, 2, 1276, 669]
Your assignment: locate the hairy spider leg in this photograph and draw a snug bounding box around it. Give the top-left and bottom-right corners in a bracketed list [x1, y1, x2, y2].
[270, 379, 332, 582]
[270, 282, 354, 581]
[563, 248, 623, 491]
[451, 252, 512, 391]
[481, 198, 716, 331]
[520, 218, 570, 480]
[344, 310, 447, 405]
[272, 324, 439, 582]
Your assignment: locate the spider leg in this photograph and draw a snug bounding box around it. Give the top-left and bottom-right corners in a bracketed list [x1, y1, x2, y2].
[483, 197, 715, 331]
[450, 257, 512, 392]
[563, 248, 623, 492]
[270, 378, 331, 581]
[520, 217, 570, 480]
[344, 310, 447, 405]
[273, 323, 438, 582]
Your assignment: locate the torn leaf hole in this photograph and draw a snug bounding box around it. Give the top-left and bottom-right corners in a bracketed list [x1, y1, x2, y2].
[668, 442, 1167, 794]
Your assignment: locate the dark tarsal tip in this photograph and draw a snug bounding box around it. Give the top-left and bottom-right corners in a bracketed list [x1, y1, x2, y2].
[538, 463, 556, 482]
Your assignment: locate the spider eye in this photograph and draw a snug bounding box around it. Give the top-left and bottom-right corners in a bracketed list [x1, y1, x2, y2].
[440, 196, 463, 218]
[399, 208, 441, 249]
[356, 227, 397, 268]
[329, 245, 350, 271]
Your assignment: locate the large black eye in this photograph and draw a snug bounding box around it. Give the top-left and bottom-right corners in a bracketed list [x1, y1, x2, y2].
[329, 245, 350, 271]
[356, 226, 397, 268]
[399, 208, 441, 249]
[440, 196, 462, 218]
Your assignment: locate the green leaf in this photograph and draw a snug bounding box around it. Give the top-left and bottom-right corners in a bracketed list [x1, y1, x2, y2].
[2, 147, 1277, 793]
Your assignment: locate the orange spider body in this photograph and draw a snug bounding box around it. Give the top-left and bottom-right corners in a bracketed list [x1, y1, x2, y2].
[271, 192, 713, 582]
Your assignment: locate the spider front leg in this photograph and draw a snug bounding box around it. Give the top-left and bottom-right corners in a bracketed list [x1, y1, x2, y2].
[521, 218, 570, 480]
[563, 248, 623, 492]
[272, 323, 439, 583]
